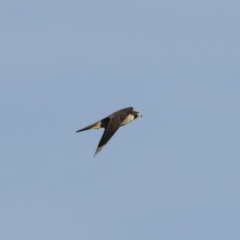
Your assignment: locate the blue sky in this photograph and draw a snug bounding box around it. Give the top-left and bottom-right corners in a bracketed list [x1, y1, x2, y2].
[1, 1, 240, 239]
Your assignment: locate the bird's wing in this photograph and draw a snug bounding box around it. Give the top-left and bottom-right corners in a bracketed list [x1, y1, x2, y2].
[76, 120, 102, 132]
[94, 116, 121, 156]
[107, 107, 133, 118]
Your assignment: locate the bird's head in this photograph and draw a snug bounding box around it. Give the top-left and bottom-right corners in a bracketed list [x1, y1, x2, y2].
[133, 111, 142, 119]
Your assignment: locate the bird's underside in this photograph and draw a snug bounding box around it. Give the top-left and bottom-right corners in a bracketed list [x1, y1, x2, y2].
[76, 107, 142, 156]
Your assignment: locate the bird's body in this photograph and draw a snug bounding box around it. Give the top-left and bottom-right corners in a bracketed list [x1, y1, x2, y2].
[76, 107, 142, 156]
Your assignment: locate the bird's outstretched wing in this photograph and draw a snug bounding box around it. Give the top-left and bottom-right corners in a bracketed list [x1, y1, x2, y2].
[106, 107, 133, 119]
[94, 116, 121, 156]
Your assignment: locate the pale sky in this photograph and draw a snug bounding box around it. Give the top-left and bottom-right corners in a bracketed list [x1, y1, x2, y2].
[1, 1, 240, 240]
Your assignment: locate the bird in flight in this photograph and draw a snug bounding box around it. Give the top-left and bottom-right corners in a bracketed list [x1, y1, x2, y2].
[76, 107, 142, 156]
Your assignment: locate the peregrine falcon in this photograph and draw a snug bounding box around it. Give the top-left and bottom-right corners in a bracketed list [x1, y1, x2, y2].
[76, 107, 142, 156]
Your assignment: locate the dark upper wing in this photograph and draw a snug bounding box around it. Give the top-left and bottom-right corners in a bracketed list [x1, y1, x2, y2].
[107, 107, 133, 118]
[94, 116, 121, 156]
[76, 120, 102, 132]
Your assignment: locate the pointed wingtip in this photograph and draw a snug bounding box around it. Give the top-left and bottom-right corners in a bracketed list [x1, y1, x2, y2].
[94, 146, 105, 157]
[76, 128, 87, 133]
[94, 149, 99, 157]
